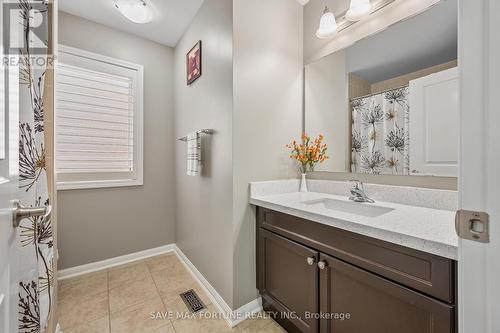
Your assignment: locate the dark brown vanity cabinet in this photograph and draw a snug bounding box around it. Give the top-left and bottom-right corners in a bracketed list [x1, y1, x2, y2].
[256, 207, 457, 333]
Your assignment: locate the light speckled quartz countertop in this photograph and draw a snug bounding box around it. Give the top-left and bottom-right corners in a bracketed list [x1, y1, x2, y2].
[250, 186, 458, 260]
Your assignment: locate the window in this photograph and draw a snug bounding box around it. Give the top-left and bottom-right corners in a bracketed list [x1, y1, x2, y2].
[56, 45, 143, 190]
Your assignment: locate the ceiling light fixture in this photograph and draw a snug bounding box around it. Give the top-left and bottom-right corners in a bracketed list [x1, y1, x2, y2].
[316, 6, 338, 39]
[345, 0, 373, 21]
[114, 0, 153, 24]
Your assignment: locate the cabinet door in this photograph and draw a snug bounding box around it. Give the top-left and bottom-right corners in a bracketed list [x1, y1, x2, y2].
[319, 254, 455, 333]
[258, 229, 319, 333]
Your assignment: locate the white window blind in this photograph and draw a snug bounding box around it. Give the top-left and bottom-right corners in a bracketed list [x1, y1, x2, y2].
[56, 46, 143, 190]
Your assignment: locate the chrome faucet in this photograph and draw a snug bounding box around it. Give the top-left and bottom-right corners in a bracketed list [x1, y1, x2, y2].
[349, 180, 375, 203]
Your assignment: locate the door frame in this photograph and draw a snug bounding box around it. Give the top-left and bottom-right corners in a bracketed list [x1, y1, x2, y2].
[47, 1, 59, 332]
[458, 0, 500, 332]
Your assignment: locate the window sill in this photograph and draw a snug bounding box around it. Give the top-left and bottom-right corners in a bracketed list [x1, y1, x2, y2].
[57, 178, 143, 191]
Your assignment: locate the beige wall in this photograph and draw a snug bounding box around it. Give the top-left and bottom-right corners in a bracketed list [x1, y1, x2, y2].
[57, 12, 176, 268]
[174, 0, 303, 309]
[232, 0, 304, 308]
[58, 0, 303, 310]
[174, 0, 234, 308]
[305, 49, 349, 172]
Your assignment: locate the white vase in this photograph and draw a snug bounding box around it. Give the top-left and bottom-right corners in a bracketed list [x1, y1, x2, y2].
[300, 173, 308, 192]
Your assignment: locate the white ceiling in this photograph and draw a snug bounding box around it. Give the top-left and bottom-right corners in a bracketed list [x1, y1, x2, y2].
[59, 0, 204, 47]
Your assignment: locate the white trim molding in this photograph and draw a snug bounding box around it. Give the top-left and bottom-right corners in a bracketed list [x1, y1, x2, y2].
[56, 45, 144, 191]
[57, 244, 262, 328]
[173, 245, 262, 327]
[231, 298, 263, 327]
[458, 0, 500, 332]
[172, 245, 233, 320]
[58, 244, 175, 280]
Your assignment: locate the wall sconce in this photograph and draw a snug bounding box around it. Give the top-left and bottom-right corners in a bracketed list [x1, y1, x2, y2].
[316, 6, 338, 39]
[346, 0, 373, 21]
[316, 0, 396, 39]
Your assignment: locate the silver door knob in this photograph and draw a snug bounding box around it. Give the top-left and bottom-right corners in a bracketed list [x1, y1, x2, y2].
[318, 261, 327, 270]
[306, 257, 316, 266]
[12, 200, 52, 228]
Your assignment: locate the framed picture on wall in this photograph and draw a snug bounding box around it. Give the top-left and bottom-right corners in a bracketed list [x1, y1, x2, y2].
[186, 40, 202, 85]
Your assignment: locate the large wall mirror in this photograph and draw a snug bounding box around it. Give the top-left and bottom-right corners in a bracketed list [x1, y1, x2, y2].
[305, 0, 458, 177]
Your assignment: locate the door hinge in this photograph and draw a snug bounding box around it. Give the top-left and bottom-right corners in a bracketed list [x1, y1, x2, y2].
[455, 210, 489, 243]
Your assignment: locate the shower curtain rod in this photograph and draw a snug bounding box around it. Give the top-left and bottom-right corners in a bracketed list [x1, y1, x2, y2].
[350, 84, 409, 101]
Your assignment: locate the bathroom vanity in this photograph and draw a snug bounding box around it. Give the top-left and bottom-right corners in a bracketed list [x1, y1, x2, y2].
[253, 2, 460, 330]
[251, 180, 458, 333]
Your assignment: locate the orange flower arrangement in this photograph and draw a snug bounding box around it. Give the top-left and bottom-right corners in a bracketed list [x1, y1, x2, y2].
[286, 133, 329, 173]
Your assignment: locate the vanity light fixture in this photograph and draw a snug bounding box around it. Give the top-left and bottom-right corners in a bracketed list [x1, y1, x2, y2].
[316, 6, 338, 39]
[315, 0, 394, 38]
[114, 0, 153, 24]
[345, 0, 373, 21]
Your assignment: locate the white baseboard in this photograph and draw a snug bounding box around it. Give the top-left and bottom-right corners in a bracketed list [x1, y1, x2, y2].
[231, 297, 263, 327]
[58, 244, 175, 280]
[172, 245, 233, 324]
[173, 245, 262, 327]
[57, 243, 262, 327]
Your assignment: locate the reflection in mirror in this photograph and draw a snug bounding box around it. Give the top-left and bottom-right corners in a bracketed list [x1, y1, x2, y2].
[305, 0, 458, 177]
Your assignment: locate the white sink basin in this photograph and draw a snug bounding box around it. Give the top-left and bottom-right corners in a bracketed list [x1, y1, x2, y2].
[302, 198, 394, 217]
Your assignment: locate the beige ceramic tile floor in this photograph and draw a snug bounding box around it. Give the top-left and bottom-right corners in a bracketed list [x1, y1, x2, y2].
[58, 253, 286, 333]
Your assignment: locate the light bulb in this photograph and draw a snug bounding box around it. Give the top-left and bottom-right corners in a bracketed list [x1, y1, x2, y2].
[345, 0, 373, 21]
[316, 7, 337, 39]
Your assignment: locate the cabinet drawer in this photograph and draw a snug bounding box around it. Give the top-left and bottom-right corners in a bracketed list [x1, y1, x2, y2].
[258, 207, 456, 303]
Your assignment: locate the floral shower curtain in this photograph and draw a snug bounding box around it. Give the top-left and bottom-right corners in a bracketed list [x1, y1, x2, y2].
[16, 1, 54, 332]
[351, 87, 410, 175]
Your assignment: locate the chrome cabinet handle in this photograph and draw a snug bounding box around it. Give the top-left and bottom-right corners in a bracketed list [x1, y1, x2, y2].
[318, 260, 327, 270]
[306, 257, 316, 266]
[12, 200, 52, 228]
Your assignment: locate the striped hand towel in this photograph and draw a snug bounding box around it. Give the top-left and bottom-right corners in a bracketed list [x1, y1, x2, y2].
[187, 132, 201, 176]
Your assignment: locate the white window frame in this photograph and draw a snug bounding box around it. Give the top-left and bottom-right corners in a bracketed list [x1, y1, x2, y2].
[56, 45, 144, 190]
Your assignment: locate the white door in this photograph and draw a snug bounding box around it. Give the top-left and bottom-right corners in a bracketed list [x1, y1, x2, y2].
[0, 0, 20, 327]
[459, 0, 500, 332]
[409, 67, 459, 177]
[0, 47, 20, 333]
